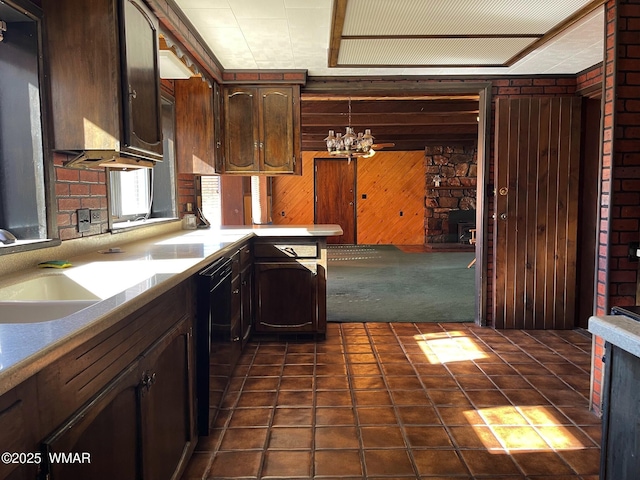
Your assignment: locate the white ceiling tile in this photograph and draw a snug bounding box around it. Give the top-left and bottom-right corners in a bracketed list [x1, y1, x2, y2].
[176, 0, 230, 9]
[284, 0, 331, 8]
[230, 0, 286, 18]
[181, 8, 238, 29]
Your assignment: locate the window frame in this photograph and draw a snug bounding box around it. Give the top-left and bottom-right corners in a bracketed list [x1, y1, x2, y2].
[0, 0, 59, 256]
[107, 94, 179, 233]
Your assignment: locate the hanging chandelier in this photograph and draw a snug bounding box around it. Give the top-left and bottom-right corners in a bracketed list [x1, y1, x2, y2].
[324, 98, 374, 157]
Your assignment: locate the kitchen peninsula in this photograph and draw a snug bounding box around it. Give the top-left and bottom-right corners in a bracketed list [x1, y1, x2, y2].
[0, 223, 341, 480]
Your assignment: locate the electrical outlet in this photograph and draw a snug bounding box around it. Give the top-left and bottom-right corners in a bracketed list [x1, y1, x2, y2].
[90, 209, 101, 224]
[77, 209, 90, 232]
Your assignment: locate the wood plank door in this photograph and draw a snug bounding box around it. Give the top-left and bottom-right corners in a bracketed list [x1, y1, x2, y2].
[315, 158, 356, 244]
[493, 97, 581, 329]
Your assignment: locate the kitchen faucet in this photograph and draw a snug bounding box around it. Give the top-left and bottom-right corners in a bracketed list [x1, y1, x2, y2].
[0, 229, 16, 244]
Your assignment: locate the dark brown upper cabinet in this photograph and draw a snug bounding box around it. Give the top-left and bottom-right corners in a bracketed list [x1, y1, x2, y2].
[175, 77, 218, 175]
[42, 0, 163, 166]
[223, 85, 301, 175]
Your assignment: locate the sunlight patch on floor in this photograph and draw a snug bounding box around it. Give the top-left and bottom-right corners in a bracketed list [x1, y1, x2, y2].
[414, 332, 488, 364]
[465, 406, 591, 453]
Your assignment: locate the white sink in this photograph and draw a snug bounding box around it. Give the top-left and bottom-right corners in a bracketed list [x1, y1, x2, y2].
[0, 275, 100, 323]
[0, 275, 100, 301]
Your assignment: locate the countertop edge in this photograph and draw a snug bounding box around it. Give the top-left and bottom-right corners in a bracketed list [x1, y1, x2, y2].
[588, 314, 640, 358]
[0, 225, 342, 396]
[0, 234, 253, 397]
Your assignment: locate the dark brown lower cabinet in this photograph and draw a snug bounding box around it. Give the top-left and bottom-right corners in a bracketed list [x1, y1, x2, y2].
[139, 319, 193, 480]
[41, 363, 140, 480]
[254, 262, 318, 333]
[41, 317, 193, 480]
[0, 280, 196, 480]
[600, 342, 640, 479]
[253, 238, 327, 336]
[0, 378, 39, 480]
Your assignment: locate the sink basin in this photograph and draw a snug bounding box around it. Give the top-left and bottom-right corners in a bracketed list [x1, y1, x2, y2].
[0, 274, 100, 301]
[0, 275, 100, 323]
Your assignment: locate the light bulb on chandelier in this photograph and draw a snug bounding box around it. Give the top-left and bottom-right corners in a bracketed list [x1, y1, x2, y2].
[324, 98, 374, 157]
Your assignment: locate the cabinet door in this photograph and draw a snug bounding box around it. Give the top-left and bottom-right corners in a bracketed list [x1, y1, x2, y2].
[213, 82, 224, 172]
[120, 0, 163, 158]
[41, 363, 141, 480]
[259, 87, 298, 174]
[175, 77, 215, 174]
[0, 379, 39, 480]
[224, 87, 259, 172]
[140, 317, 195, 480]
[240, 267, 253, 346]
[254, 261, 318, 332]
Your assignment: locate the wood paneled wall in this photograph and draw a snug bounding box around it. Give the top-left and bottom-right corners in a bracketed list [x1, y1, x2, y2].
[271, 153, 316, 225]
[356, 151, 425, 245]
[272, 151, 425, 245]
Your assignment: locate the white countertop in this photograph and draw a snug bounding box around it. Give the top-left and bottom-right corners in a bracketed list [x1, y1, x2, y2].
[0, 225, 342, 396]
[588, 314, 640, 358]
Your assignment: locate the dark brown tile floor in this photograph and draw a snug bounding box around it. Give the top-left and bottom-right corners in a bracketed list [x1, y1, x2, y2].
[182, 322, 601, 479]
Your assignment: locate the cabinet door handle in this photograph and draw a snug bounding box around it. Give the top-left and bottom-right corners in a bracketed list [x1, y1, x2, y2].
[233, 288, 240, 294]
[141, 371, 156, 394]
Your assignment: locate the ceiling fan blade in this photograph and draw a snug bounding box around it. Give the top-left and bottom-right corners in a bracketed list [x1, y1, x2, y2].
[371, 142, 395, 149]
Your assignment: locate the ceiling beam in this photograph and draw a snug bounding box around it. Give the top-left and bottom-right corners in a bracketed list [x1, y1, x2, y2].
[328, 0, 347, 68]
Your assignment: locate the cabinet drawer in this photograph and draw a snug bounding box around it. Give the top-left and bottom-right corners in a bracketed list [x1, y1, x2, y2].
[254, 242, 318, 259]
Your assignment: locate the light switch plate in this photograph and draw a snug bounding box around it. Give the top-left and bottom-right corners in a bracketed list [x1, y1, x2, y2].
[77, 209, 90, 232]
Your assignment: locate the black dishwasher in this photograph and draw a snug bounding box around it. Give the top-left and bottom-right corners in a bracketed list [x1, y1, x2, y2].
[196, 256, 232, 435]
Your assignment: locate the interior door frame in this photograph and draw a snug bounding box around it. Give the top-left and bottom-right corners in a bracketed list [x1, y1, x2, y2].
[313, 157, 357, 244]
[303, 80, 492, 326]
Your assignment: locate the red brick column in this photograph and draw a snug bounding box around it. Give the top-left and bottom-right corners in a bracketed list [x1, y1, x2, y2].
[592, 0, 640, 415]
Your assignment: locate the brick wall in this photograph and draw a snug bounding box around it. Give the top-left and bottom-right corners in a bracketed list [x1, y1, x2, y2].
[591, 0, 640, 416]
[54, 155, 196, 239]
[591, 335, 606, 414]
[576, 63, 604, 92]
[54, 153, 108, 240]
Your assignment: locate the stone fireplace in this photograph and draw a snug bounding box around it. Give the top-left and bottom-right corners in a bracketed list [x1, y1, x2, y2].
[424, 145, 477, 244]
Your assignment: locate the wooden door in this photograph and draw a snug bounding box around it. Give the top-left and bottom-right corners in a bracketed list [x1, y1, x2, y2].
[315, 158, 356, 244]
[493, 97, 581, 329]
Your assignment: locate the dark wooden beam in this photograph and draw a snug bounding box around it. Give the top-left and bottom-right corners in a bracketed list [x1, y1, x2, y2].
[328, 0, 347, 68]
